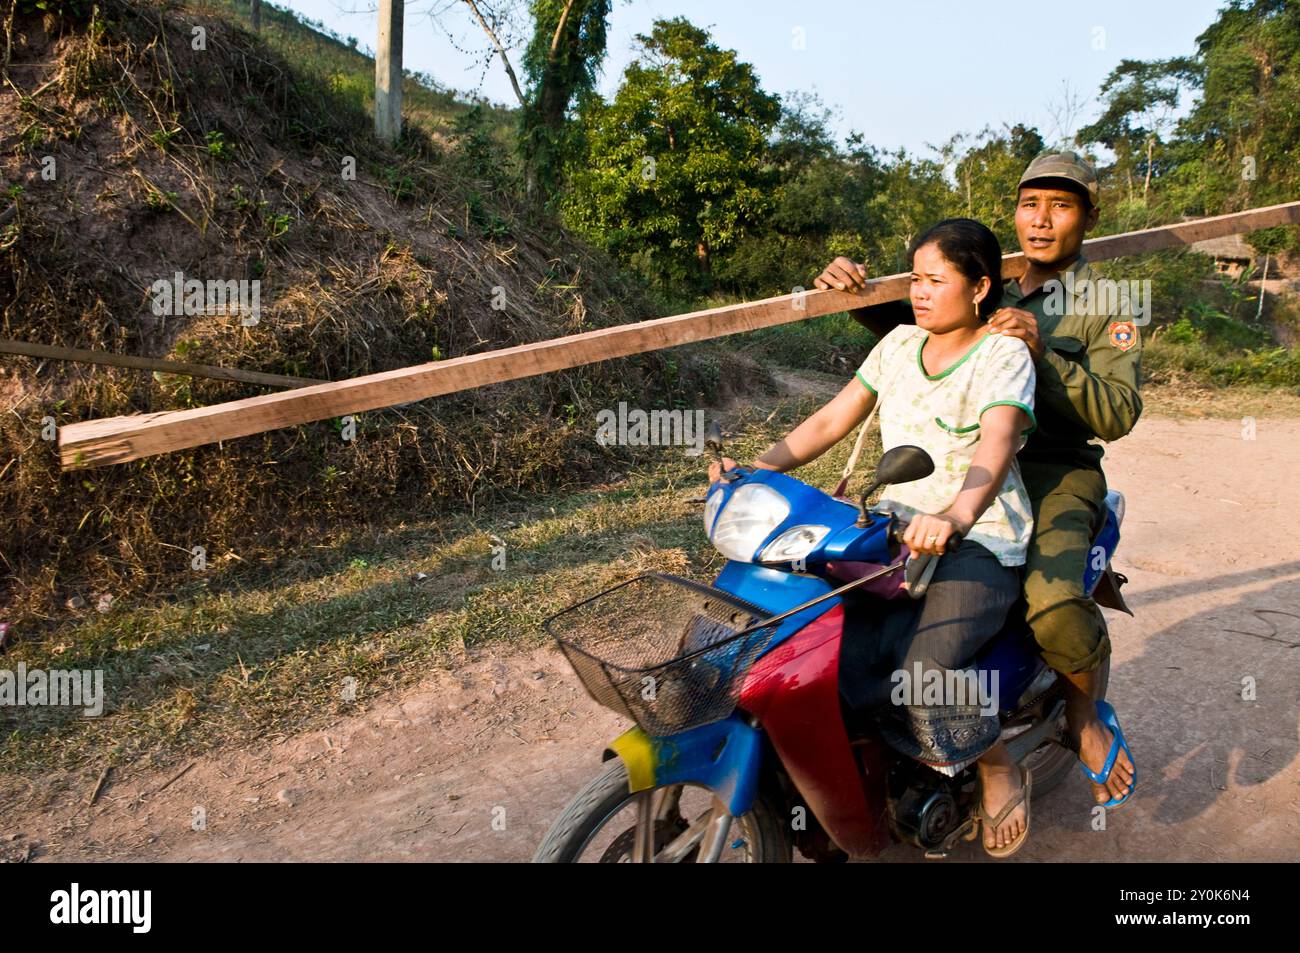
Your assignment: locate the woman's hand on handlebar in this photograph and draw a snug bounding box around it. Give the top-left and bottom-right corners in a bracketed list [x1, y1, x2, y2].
[902, 512, 969, 556]
[708, 456, 738, 483]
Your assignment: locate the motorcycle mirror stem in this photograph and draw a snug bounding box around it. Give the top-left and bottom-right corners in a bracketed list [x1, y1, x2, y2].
[855, 481, 883, 527]
[705, 420, 725, 463]
[705, 420, 746, 484]
[855, 445, 936, 527]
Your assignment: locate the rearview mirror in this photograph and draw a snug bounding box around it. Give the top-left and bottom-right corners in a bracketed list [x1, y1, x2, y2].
[874, 445, 934, 487]
[855, 445, 934, 527]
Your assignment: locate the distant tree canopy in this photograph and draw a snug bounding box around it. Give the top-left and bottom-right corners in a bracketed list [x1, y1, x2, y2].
[510, 1, 1300, 297]
[560, 18, 781, 290]
[557, 16, 1051, 296]
[1078, 0, 1300, 247]
[950, 123, 1046, 249]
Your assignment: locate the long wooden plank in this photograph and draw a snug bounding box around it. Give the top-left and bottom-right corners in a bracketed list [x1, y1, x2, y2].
[59, 201, 1300, 468]
[0, 339, 325, 389]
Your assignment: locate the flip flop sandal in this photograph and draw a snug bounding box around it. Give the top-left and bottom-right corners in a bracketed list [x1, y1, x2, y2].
[1079, 699, 1136, 810]
[979, 766, 1032, 859]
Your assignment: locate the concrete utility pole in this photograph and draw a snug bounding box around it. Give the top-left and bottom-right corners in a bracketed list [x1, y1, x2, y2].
[250, 0, 261, 32]
[375, 0, 404, 144]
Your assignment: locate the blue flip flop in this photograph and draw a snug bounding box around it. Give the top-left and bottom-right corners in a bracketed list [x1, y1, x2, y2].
[1079, 699, 1136, 809]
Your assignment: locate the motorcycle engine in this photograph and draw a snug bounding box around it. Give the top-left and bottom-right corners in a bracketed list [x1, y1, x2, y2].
[888, 765, 973, 850]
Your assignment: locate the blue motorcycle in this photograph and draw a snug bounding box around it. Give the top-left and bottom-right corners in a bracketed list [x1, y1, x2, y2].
[535, 427, 1129, 862]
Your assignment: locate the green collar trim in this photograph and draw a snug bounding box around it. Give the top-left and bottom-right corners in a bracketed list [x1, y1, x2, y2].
[916, 331, 990, 381]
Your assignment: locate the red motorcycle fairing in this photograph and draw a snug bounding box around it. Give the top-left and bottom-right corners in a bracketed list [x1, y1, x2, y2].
[738, 602, 892, 858]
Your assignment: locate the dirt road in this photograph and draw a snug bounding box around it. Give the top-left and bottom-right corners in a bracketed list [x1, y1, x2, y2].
[10, 415, 1300, 862]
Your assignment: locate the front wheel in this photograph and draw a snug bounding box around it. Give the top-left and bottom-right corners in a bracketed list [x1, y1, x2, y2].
[533, 760, 792, 863]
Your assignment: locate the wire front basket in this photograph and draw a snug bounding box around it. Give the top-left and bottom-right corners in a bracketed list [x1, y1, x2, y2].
[543, 573, 780, 737]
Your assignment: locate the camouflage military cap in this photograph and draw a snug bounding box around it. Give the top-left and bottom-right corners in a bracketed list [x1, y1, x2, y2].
[1018, 150, 1099, 207]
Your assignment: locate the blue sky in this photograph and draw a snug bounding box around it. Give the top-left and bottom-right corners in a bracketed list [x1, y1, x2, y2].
[279, 0, 1226, 155]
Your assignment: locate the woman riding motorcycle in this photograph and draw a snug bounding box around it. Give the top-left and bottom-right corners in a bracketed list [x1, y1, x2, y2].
[708, 218, 1038, 856]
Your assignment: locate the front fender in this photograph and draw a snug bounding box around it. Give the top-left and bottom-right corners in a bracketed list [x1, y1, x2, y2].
[603, 715, 762, 817]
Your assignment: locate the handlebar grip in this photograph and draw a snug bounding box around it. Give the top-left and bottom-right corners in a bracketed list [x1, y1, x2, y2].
[888, 518, 963, 553]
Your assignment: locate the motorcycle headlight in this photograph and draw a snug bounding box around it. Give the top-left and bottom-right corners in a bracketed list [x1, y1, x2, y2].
[709, 483, 791, 562]
[703, 487, 724, 535]
[758, 525, 831, 563]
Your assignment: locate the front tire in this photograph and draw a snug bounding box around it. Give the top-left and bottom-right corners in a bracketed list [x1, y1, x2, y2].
[533, 760, 792, 863]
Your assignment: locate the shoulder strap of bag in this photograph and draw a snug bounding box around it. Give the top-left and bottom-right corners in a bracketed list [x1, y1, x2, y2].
[832, 339, 907, 498]
[832, 401, 878, 500]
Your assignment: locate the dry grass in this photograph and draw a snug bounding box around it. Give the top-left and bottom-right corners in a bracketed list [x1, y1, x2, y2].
[0, 388, 844, 785]
[1141, 379, 1300, 419]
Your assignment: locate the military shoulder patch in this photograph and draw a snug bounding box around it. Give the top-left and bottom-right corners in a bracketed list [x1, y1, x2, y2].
[1109, 321, 1137, 351]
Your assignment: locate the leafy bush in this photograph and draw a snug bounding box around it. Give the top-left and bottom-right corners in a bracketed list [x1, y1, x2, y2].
[20, 0, 93, 20]
[1146, 309, 1300, 391]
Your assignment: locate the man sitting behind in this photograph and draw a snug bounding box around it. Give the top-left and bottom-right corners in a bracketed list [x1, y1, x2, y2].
[814, 151, 1140, 809]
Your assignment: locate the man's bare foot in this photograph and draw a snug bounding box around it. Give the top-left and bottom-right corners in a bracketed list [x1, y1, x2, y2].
[1060, 669, 1134, 805]
[1076, 713, 1134, 804]
[977, 758, 1027, 852]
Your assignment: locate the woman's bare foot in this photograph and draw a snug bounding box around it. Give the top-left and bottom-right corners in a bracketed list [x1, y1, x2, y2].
[976, 745, 1027, 853]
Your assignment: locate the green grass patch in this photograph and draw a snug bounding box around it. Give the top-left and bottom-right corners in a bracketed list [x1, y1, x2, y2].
[1145, 310, 1300, 391]
[735, 309, 876, 372]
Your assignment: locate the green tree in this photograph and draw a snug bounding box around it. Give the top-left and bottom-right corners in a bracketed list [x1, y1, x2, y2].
[1076, 58, 1193, 208]
[1078, 0, 1300, 248]
[716, 94, 884, 295]
[561, 18, 782, 290]
[519, 0, 611, 198]
[1167, 0, 1300, 249]
[947, 123, 1045, 249]
[863, 149, 954, 271]
[458, 0, 610, 198]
